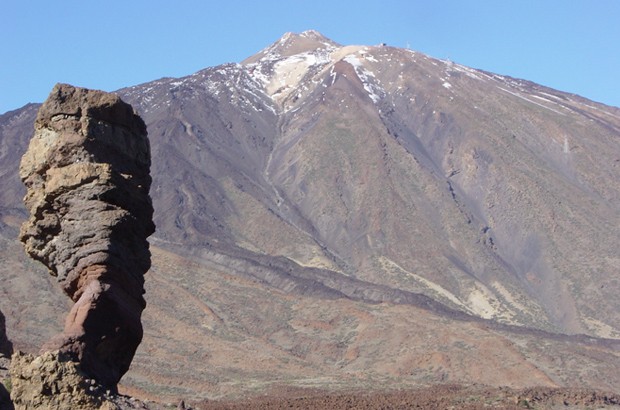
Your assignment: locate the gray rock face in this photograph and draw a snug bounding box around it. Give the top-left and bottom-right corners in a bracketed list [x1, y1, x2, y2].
[18, 83, 154, 388]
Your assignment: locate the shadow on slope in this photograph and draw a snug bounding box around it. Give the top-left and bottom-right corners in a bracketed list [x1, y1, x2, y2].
[0, 308, 14, 410]
[0, 309, 12, 359]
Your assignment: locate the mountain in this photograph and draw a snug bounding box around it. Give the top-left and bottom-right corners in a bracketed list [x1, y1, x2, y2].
[1, 30, 620, 402]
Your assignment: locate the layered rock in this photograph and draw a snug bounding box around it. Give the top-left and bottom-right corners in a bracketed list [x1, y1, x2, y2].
[18, 83, 154, 389]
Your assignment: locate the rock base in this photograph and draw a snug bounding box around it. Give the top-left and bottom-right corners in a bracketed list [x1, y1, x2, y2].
[9, 351, 118, 410]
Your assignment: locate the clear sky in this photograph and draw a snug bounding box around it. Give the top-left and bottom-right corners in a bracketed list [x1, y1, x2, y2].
[2, 0, 619, 114]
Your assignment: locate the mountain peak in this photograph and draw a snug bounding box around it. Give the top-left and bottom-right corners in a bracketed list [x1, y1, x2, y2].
[275, 30, 340, 52]
[297, 29, 333, 42]
[243, 30, 340, 65]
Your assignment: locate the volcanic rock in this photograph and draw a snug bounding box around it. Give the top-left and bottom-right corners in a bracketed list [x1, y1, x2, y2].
[9, 351, 116, 410]
[18, 84, 154, 389]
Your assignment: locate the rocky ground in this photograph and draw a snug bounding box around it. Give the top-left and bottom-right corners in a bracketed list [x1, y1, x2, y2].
[5, 375, 620, 410]
[188, 385, 620, 409]
[96, 385, 620, 410]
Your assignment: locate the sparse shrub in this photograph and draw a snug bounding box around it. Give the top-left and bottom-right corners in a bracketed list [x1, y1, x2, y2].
[1, 378, 10, 393]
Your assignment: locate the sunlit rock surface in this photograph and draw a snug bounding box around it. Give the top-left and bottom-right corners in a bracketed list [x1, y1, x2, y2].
[18, 83, 154, 388]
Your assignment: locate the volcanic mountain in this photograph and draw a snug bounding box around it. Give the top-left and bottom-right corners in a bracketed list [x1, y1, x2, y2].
[1, 30, 619, 401]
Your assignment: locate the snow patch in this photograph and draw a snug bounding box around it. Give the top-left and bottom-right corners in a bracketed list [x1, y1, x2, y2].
[343, 54, 385, 103]
[245, 45, 334, 111]
[498, 87, 566, 115]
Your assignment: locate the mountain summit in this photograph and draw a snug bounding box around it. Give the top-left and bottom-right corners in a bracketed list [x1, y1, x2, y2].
[244, 30, 340, 64]
[1, 31, 619, 401]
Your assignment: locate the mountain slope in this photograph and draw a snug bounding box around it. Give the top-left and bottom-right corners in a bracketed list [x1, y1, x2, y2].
[1, 30, 619, 400]
[118, 29, 620, 336]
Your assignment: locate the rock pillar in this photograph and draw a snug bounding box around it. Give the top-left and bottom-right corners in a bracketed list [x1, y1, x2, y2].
[18, 83, 155, 388]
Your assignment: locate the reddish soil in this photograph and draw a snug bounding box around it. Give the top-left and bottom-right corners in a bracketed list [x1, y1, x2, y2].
[194, 385, 620, 409]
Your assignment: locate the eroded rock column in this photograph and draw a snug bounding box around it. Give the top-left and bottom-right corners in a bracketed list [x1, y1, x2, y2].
[18, 83, 155, 389]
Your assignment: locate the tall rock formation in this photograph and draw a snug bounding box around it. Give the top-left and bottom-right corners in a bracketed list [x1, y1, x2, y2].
[17, 83, 155, 389]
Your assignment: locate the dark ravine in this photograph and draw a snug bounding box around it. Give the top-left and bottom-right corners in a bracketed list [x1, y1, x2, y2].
[16, 83, 154, 391]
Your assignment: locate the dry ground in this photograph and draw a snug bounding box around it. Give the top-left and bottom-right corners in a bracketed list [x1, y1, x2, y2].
[194, 385, 620, 410]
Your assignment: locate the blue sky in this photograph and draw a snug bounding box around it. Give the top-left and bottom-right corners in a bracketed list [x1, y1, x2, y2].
[2, 1, 619, 114]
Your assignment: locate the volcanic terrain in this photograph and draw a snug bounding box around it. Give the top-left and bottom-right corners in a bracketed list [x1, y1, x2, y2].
[1, 31, 619, 405]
